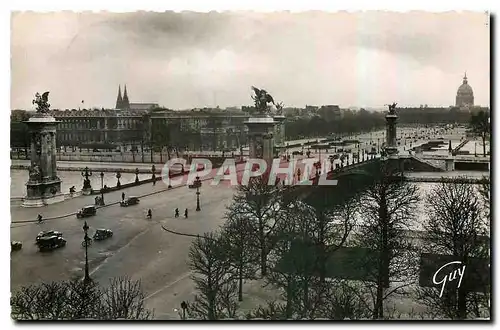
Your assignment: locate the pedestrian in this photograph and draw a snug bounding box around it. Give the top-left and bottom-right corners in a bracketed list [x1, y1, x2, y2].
[122, 192, 125, 201]
[37, 214, 42, 223]
[184, 208, 188, 219]
[175, 208, 179, 218]
[147, 209, 152, 219]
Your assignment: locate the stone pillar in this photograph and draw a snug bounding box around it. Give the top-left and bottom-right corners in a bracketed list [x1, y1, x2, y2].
[385, 112, 398, 156]
[273, 115, 286, 158]
[23, 114, 64, 207]
[245, 115, 276, 168]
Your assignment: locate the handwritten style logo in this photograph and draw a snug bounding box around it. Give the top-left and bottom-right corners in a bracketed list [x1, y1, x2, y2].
[432, 261, 466, 298]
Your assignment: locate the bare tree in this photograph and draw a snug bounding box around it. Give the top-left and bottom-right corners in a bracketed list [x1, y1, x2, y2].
[65, 278, 102, 319]
[469, 111, 490, 157]
[317, 280, 370, 320]
[417, 182, 490, 319]
[99, 276, 153, 320]
[354, 162, 420, 319]
[221, 210, 259, 301]
[479, 177, 490, 219]
[11, 277, 152, 320]
[229, 175, 283, 277]
[187, 232, 237, 320]
[245, 300, 288, 320]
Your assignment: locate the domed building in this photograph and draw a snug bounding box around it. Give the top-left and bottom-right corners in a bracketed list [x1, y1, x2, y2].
[455, 72, 474, 108]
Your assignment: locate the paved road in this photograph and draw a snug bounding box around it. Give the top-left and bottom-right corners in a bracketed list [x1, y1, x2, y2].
[12, 159, 304, 319]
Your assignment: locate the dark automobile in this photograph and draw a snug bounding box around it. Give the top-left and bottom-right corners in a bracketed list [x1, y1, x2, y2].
[77, 205, 97, 218]
[120, 196, 140, 207]
[93, 228, 113, 241]
[36, 230, 63, 242]
[11, 241, 22, 251]
[36, 236, 66, 251]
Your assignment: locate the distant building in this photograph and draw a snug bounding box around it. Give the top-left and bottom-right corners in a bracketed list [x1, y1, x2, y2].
[318, 105, 342, 121]
[455, 72, 474, 109]
[115, 85, 159, 111]
[44, 107, 249, 152]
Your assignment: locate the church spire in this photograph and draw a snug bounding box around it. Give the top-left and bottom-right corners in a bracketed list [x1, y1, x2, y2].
[122, 84, 130, 109]
[115, 85, 123, 109]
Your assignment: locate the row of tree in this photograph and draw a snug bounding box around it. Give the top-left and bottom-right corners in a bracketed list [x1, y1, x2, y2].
[11, 276, 153, 320]
[185, 163, 490, 320]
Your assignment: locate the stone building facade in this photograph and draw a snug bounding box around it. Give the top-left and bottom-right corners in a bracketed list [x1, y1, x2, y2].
[51, 108, 250, 152]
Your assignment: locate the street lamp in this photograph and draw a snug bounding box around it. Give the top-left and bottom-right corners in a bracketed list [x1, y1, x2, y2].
[81, 167, 93, 190]
[475, 142, 477, 157]
[151, 164, 156, 186]
[194, 176, 202, 211]
[100, 172, 105, 205]
[82, 221, 91, 284]
[135, 168, 140, 183]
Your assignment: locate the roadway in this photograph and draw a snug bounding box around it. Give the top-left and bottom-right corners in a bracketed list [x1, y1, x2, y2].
[11, 159, 312, 319]
[11, 170, 241, 319]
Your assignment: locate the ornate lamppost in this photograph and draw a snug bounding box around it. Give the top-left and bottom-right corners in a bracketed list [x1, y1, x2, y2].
[100, 172, 105, 205]
[82, 221, 91, 284]
[135, 168, 140, 183]
[194, 176, 202, 211]
[81, 166, 93, 190]
[116, 171, 121, 188]
[151, 165, 156, 181]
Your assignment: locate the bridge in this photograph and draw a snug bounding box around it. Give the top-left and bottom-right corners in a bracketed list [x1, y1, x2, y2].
[286, 151, 490, 203]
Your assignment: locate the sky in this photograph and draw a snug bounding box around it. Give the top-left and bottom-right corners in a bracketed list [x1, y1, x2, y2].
[11, 11, 490, 110]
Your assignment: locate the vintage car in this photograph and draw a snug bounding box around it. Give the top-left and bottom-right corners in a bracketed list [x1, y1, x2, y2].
[11, 241, 22, 251]
[93, 228, 113, 241]
[36, 236, 66, 251]
[76, 205, 97, 218]
[36, 230, 63, 242]
[120, 196, 140, 207]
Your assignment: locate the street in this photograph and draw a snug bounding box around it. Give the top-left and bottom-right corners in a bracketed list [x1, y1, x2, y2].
[11, 177, 238, 319]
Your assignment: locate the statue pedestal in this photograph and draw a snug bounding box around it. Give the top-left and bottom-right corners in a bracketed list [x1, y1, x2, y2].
[385, 114, 399, 156]
[22, 114, 64, 208]
[23, 178, 64, 207]
[244, 115, 276, 170]
[273, 115, 286, 157]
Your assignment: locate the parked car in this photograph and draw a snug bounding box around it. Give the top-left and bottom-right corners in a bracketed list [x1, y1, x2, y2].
[36, 236, 66, 251]
[120, 196, 140, 207]
[36, 230, 63, 242]
[11, 241, 22, 251]
[93, 229, 113, 241]
[77, 205, 97, 218]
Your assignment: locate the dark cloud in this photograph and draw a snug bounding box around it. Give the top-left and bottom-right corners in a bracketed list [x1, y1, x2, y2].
[11, 11, 490, 110]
